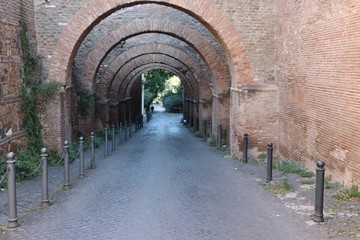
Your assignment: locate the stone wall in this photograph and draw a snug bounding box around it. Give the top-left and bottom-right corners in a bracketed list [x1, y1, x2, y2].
[275, 0, 360, 186]
[0, 0, 36, 154]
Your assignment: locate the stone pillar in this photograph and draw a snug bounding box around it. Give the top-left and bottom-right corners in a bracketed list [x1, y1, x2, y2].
[230, 84, 279, 158]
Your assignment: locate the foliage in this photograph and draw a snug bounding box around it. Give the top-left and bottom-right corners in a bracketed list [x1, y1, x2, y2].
[274, 159, 314, 177]
[144, 89, 156, 112]
[333, 185, 360, 202]
[324, 176, 342, 189]
[257, 153, 266, 162]
[162, 92, 182, 112]
[0, 20, 60, 184]
[19, 20, 60, 154]
[75, 83, 93, 117]
[144, 69, 173, 97]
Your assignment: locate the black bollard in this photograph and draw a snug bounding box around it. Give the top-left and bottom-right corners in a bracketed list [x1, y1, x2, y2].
[104, 127, 109, 157]
[90, 132, 96, 169]
[79, 137, 85, 178]
[204, 120, 207, 138]
[135, 117, 138, 132]
[242, 133, 248, 164]
[266, 142, 273, 182]
[7, 152, 18, 228]
[217, 124, 222, 147]
[63, 140, 70, 190]
[129, 122, 132, 138]
[41, 148, 50, 207]
[313, 160, 325, 222]
[124, 121, 128, 141]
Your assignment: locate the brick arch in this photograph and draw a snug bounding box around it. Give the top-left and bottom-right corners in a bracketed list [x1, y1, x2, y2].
[108, 53, 199, 99]
[116, 63, 197, 101]
[49, 0, 254, 92]
[46, 0, 254, 150]
[78, 20, 226, 94]
[98, 44, 208, 99]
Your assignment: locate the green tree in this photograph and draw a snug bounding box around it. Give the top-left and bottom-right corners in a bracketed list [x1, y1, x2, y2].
[144, 69, 174, 110]
[144, 69, 173, 96]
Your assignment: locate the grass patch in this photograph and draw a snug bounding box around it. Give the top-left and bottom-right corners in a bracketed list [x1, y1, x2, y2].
[267, 178, 293, 194]
[217, 145, 230, 155]
[257, 153, 266, 161]
[195, 131, 204, 138]
[274, 159, 314, 177]
[324, 176, 342, 189]
[301, 179, 315, 185]
[332, 185, 360, 202]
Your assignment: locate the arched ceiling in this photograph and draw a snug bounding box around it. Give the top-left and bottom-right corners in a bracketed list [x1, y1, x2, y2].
[72, 3, 232, 103]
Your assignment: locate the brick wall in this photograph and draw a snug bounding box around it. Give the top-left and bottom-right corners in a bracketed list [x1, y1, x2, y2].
[0, 0, 36, 155]
[275, 0, 360, 186]
[209, 0, 275, 84]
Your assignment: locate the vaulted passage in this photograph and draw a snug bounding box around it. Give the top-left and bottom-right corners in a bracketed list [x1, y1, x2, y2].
[2, 0, 359, 189]
[40, 0, 255, 156]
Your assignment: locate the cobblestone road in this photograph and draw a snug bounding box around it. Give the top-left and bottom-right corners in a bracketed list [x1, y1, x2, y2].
[1, 111, 328, 240]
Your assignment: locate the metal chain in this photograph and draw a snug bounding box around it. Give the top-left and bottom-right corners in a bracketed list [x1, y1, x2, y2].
[0, 168, 8, 186]
[72, 148, 81, 161]
[21, 158, 44, 178]
[53, 151, 65, 166]
[83, 142, 91, 151]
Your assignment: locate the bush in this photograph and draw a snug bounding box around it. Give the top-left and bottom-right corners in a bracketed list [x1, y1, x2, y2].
[162, 93, 182, 112]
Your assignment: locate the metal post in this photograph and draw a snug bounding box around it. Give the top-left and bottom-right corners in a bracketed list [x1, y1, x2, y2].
[243, 133, 248, 164]
[204, 120, 207, 138]
[63, 140, 70, 190]
[129, 122, 132, 138]
[7, 152, 18, 228]
[90, 132, 96, 169]
[112, 124, 116, 151]
[119, 122, 123, 145]
[104, 127, 109, 157]
[210, 120, 212, 136]
[266, 142, 273, 182]
[217, 124, 222, 147]
[41, 148, 50, 207]
[135, 116, 138, 132]
[79, 137, 85, 178]
[124, 121, 128, 141]
[313, 160, 325, 222]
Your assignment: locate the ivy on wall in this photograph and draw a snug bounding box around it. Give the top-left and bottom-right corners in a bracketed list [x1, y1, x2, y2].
[19, 20, 60, 153]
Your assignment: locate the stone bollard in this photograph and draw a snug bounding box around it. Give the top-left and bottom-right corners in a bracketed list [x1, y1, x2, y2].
[242, 133, 248, 164]
[90, 132, 96, 169]
[104, 127, 109, 157]
[79, 137, 85, 178]
[41, 148, 50, 207]
[7, 152, 18, 228]
[266, 142, 273, 182]
[313, 160, 325, 222]
[63, 140, 70, 190]
[112, 124, 116, 151]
